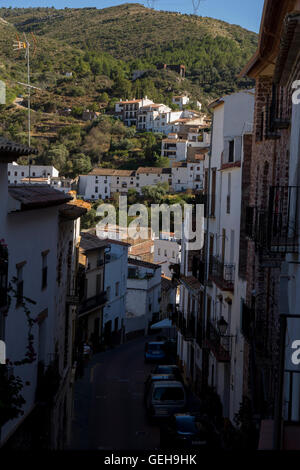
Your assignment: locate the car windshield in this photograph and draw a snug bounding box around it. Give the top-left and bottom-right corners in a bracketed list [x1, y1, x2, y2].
[148, 344, 163, 351]
[156, 366, 175, 373]
[153, 387, 184, 401]
[176, 416, 198, 434]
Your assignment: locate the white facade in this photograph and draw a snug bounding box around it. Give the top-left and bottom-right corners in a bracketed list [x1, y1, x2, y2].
[203, 90, 255, 421]
[8, 162, 59, 185]
[162, 131, 210, 163]
[103, 240, 128, 338]
[154, 233, 181, 278]
[171, 162, 204, 192]
[0, 148, 82, 447]
[172, 95, 190, 109]
[78, 173, 111, 200]
[126, 258, 161, 334]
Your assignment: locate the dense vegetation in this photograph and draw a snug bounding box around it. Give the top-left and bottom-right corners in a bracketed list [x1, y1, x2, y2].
[0, 4, 257, 177]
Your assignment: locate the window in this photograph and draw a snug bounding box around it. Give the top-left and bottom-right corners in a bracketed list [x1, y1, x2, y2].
[32, 172, 36, 176]
[158, 248, 161, 256]
[226, 173, 231, 214]
[164, 250, 167, 257]
[96, 274, 102, 293]
[14, 180, 17, 184]
[41, 252, 48, 289]
[115, 282, 119, 297]
[172, 251, 175, 258]
[95, 187, 98, 193]
[228, 140, 234, 163]
[107, 286, 111, 300]
[91, 195, 94, 199]
[210, 169, 216, 216]
[105, 187, 107, 193]
[14, 171, 17, 176]
[8, 171, 10, 176]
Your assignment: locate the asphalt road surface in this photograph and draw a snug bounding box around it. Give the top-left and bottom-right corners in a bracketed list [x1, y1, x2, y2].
[71, 335, 162, 450]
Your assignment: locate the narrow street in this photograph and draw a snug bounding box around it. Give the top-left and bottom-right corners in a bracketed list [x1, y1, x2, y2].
[71, 336, 161, 450]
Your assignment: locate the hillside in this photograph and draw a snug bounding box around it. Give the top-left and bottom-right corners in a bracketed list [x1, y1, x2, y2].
[0, 4, 257, 101]
[0, 4, 257, 177]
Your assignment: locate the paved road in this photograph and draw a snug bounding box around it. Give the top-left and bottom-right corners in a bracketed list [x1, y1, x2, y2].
[71, 336, 161, 450]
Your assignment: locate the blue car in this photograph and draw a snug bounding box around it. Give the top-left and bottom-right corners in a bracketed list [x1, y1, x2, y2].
[144, 341, 166, 363]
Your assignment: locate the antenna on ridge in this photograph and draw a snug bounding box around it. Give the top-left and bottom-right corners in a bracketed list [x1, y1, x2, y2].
[192, 0, 205, 15]
[146, 0, 157, 9]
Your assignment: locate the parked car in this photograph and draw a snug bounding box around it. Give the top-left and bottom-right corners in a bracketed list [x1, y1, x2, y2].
[160, 413, 221, 449]
[152, 364, 182, 382]
[144, 341, 166, 363]
[144, 373, 176, 403]
[146, 380, 186, 419]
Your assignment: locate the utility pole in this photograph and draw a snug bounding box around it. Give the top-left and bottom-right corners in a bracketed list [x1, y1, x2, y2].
[13, 33, 37, 183]
[192, 0, 206, 16]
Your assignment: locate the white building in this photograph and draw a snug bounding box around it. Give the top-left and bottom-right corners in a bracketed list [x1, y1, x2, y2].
[115, 97, 154, 127]
[195, 90, 254, 421]
[103, 239, 129, 344]
[171, 161, 204, 192]
[154, 232, 181, 278]
[8, 162, 59, 185]
[0, 138, 84, 448]
[126, 258, 161, 336]
[172, 95, 202, 111]
[162, 128, 210, 163]
[78, 169, 111, 200]
[172, 95, 190, 109]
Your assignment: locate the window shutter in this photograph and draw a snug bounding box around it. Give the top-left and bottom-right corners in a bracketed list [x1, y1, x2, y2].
[234, 136, 242, 162]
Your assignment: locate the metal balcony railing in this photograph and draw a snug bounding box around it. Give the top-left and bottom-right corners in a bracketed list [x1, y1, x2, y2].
[78, 291, 107, 315]
[246, 186, 300, 254]
[174, 310, 196, 341]
[204, 321, 230, 362]
[209, 255, 235, 291]
[191, 256, 205, 285]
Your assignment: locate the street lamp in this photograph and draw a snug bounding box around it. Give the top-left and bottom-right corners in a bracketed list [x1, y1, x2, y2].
[217, 316, 228, 336]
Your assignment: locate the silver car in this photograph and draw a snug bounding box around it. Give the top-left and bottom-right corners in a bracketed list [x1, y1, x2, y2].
[146, 380, 186, 419]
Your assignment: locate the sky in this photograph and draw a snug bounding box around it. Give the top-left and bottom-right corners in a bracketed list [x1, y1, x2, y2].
[1, 0, 265, 33]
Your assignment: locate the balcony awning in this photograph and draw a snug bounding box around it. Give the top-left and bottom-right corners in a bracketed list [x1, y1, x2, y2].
[150, 318, 174, 329]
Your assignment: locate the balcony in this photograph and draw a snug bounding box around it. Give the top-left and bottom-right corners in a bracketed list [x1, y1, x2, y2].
[78, 291, 107, 316]
[191, 256, 205, 285]
[247, 186, 300, 254]
[268, 186, 300, 253]
[174, 311, 196, 341]
[204, 321, 230, 362]
[66, 288, 80, 305]
[209, 256, 235, 291]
